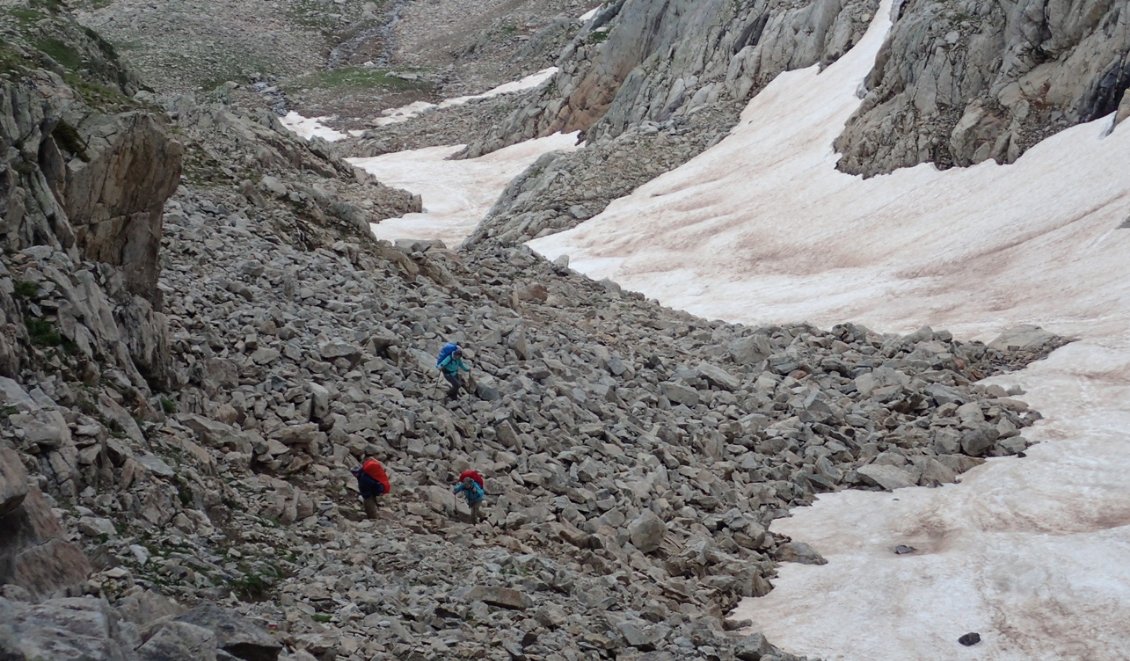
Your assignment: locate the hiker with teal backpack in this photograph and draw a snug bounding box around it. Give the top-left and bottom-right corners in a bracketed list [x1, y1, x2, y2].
[453, 469, 485, 523]
[436, 342, 471, 400]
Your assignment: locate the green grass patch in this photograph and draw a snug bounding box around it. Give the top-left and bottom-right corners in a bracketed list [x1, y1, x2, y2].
[5, 7, 43, 25]
[587, 28, 610, 45]
[160, 397, 176, 414]
[63, 71, 131, 109]
[311, 613, 332, 623]
[25, 318, 61, 347]
[230, 564, 283, 602]
[291, 66, 433, 92]
[30, 0, 65, 13]
[35, 37, 81, 70]
[13, 280, 39, 299]
[52, 120, 90, 162]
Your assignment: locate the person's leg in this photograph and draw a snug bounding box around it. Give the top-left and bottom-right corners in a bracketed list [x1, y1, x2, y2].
[471, 501, 481, 524]
[444, 372, 461, 398]
[363, 496, 378, 519]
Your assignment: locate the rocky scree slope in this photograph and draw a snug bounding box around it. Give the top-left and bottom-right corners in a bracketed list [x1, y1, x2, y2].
[1, 3, 1068, 660]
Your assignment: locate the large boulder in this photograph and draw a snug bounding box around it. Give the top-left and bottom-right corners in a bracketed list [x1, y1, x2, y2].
[628, 510, 668, 554]
[836, 0, 1130, 175]
[0, 447, 92, 598]
[175, 604, 282, 661]
[0, 597, 130, 660]
[58, 111, 183, 302]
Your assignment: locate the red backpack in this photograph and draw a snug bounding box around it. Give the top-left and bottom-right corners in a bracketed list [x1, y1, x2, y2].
[458, 469, 484, 490]
[363, 458, 391, 493]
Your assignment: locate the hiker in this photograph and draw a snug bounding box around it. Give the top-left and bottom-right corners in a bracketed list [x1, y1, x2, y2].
[452, 469, 485, 524]
[351, 457, 390, 519]
[436, 343, 471, 400]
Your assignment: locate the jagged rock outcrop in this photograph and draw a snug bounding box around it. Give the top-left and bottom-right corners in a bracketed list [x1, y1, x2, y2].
[835, 0, 1130, 175]
[55, 109, 182, 301]
[464, 0, 878, 157]
[0, 445, 91, 599]
[463, 0, 878, 246]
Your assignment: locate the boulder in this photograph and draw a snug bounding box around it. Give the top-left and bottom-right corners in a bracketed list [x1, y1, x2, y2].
[175, 604, 281, 661]
[0, 447, 29, 517]
[857, 463, 917, 490]
[627, 510, 667, 554]
[138, 621, 218, 661]
[463, 586, 532, 610]
[0, 597, 130, 660]
[988, 325, 1061, 353]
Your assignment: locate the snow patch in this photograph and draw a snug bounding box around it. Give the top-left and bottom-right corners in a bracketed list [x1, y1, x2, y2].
[371, 68, 558, 127]
[348, 132, 578, 248]
[579, 6, 600, 22]
[279, 111, 348, 142]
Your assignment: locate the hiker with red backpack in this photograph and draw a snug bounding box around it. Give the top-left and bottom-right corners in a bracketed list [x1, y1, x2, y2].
[436, 342, 471, 400]
[453, 469, 485, 524]
[351, 457, 390, 519]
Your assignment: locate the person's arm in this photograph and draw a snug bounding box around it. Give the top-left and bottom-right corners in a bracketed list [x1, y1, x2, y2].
[453, 484, 465, 494]
[459, 359, 471, 373]
[438, 355, 452, 370]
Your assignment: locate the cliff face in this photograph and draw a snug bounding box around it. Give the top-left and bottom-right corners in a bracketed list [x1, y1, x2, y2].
[465, 0, 878, 157]
[463, 0, 879, 245]
[835, 0, 1130, 175]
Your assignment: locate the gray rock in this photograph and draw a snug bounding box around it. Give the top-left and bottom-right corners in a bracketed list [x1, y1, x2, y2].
[0, 597, 130, 660]
[136, 453, 176, 478]
[660, 382, 699, 407]
[988, 325, 1061, 353]
[775, 541, 827, 565]
[175, 604, 281, 661]
[464, 586, 533, 610]
[857, 463, 917, 490]
[695, 362, 740, 390]
[628, 510, 667, 554]
[0, 447, 29, 516]
[139, 621, 218, 661]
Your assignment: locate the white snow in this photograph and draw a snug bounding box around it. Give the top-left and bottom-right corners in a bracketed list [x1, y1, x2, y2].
[526, 0, 1130, 657]
[279, 111, 348, 142]
[370, 68, 559, 127]
[347, 132, 579, 247]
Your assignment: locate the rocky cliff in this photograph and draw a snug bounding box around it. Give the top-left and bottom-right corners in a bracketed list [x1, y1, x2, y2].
[462, 0, 880, 245]
[836, 0, 1130, 175]
[456, 0, 1130, 245]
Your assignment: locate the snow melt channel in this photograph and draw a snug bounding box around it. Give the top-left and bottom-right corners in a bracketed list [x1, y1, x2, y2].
[529, 0, 1130, 658]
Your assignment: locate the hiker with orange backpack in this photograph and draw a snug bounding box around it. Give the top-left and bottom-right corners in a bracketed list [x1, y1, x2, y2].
[453, 469, 485, 524]
[351, 457, 390, 519]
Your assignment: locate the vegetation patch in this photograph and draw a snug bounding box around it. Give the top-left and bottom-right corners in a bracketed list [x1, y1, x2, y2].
[289, 66, 434, 92]
[230, 563, 284, 602]
[587, 28, 611, 45]
[52, 120, 90, 162]
[13, 280, 39, 299]
[25, 317, 61, 347]
[5, 7, 43, 25]
[35, 37, 81, 70]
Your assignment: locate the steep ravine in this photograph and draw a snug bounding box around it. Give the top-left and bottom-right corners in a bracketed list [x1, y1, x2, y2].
[0, 1, 1091, 660]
